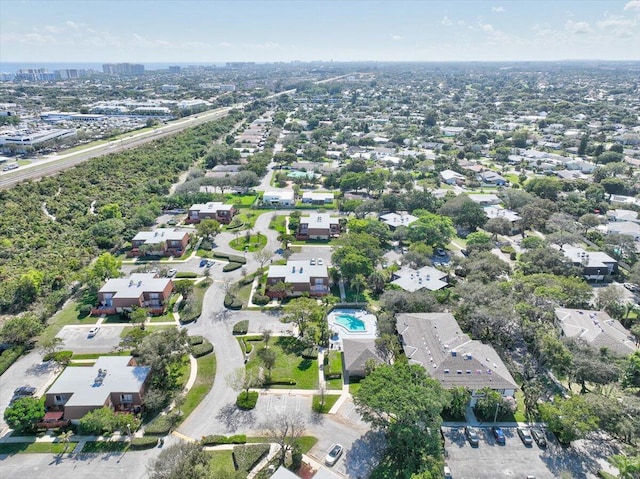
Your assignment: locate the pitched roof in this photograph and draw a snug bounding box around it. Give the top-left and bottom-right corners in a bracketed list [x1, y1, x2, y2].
[396, 313, 518, 391]
[379, 212, 418, 228]
[47, 356, 150, 407]
[555, 308, 638, 356]
[342, 338, 383, 373]
[391, 265, 448, 292]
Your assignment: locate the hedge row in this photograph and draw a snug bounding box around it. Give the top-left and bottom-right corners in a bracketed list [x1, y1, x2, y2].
[188, 335, 204, 346]
[0, 346, 25, 377]
[191, 340, 214, 358]
[175, 272, 198, 278]
[130, 436, 158, 449]
[213, 252, 246, 264]
[144, 413, 178, 436]
[201, 434, 247, 446]
[263, 378, 296, 386]
[324, 372, 342, 380]
[43, 350, 73, 363]
[223, 262, 243, 272]
[233, 320, 249, 335]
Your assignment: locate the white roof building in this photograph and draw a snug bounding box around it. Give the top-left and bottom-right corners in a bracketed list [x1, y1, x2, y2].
[132, 229, 187, 245]
[379, 212, 418, 229]
[391, 265, 448, 292]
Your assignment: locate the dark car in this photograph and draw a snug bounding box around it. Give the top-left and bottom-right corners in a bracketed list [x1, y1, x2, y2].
[199, 259, 207, 267]
[490, 426, 506, 444]
[464, 426, 479, 447]
[517, 427, 533, 446]
[436, 248, 447, 256]
[14, 386, 36, 396]
[530, 428, 547, 448]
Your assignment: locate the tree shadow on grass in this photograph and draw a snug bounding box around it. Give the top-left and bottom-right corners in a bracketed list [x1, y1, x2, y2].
[297, 358, 312, 371]
[215, 402, 256, 433]
[275, 336, 305, 355]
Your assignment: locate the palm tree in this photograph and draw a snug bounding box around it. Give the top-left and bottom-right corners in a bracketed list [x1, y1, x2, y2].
[58, 430, 75, 453]
[351, 274, 367, 303]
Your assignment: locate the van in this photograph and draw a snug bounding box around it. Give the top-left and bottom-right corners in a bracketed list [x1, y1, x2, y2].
[444, 466, 453, 478]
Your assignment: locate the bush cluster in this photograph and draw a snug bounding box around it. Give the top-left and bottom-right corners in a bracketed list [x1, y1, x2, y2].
[232, 320, 249, 335]
[130, 436, 158, 449]
[191, 340, 213, 358]
[144, 413, 179, 436]
[236, 391, 259, 410]
[252, 294, 270, 305]
[0, 346, 25, 376]
[175, 272, 198, 279]
[263, 379, 296, 386]
[213, 252, 246, 264]
[187, 335, 204, 346]
[223, 262, 243, 272]
[224, 295, 243, 309]
[201, 434, 247, 446]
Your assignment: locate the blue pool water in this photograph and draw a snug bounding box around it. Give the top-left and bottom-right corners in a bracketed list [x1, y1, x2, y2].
[334, 314, 366, 332]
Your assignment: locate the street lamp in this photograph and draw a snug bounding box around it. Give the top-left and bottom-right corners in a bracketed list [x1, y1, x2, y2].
[126, 423, 132, 441]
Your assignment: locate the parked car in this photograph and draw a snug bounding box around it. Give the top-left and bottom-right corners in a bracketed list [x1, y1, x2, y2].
[206, 260, 214, 267]
[88, 326, 100, 338]
[624, 283, 640, 292]
[14, 386, 36, 396]
[310, 258, 316, 265]
[199, 259, 207, 267]
[517, 427, 533, 446]
[436, 248, 447, 256]
[325, 443, 343, 466]
[167, 268, 177, 277]
[317, 258, 324, 265]
[443, 465, 453, 478]
[530, 428, 547, 448]
[490, 426, 506, 444]
[464, 426, 479, 447]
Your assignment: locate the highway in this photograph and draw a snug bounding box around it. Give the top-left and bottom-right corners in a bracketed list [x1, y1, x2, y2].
[0, 74, 348, 191]
[0, 107, 233, 190]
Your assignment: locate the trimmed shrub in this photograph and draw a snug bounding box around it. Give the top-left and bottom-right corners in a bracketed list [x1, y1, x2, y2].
[240, 275, 255, 285]
[188, 335, 204, 346]
[78, 304, 93, 317]
[236, 391, 259, 410]
[324, 372, 342, 380]
[0, 346, 25, 376]
[43, 350, 73, 365]
[144, 413, 179, 436]
[252, 294, 270, 305]
[263, 379, 296, 386]
[176, 272, 198, 279]
[233, 443, 270, 472]
[301, 347, 318, 359]
[213, 252, 247, 264]
[191, 341, 214, 358]
[223, 262, 243, 272]
[201, 434, 247, 446]
[130, 436, 158, 449]
[233, 320, 249, 335]
[510, 252, 517, 260]
[500, 245, 515, 254]
[242, 339, 253, 354]
[224, 295, 243, 309]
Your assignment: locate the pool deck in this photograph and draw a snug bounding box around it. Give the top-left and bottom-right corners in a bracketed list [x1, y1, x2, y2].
[328, 308, 378, 342]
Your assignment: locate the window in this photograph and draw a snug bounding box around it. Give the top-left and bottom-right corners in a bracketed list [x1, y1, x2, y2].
[149, 293, 159, 299]
[120, 394, 133, 403]
[54, 395, 65, 405]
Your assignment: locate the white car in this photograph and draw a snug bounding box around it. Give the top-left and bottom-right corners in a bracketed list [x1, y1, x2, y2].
[167, 268, 177, 277]
[324, 444, 343, 466]
[88, 327, 100, 338]
[317, 258, 324, 265]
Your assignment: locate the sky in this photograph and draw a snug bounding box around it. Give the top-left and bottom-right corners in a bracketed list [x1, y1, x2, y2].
[1, 0, 639, 64]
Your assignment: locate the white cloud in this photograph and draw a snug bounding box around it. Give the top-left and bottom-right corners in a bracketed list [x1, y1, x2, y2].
[391, 34, 402, 41]
[597, 17, 637, 37]
[480, 22, 494, 32]
[218, 41, 232, 48]
[132, 33, 171, 48]
[244, 42, 280, 49]
[65, 21, 80, 30]
[441, 16, 452, 26]
[565, 20, 592, 34]
[491, 6, 505, 12]
[624, 1, 640, 11]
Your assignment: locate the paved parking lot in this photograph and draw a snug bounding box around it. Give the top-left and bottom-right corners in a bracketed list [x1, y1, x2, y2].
[56, 325, 126, 354]
[443, 426, 613, 479]
[288, 245, 333, 265]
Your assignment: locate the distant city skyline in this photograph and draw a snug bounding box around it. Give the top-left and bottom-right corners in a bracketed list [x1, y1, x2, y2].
[1, 0, 639, 63]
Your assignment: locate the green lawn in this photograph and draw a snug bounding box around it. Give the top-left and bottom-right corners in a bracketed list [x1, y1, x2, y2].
[39, 301, 99, 343]
[180, 352, 217, 420]
[82, 441, 129, 453]
[226, 193, 259, 208]
[312, 394, 341, 413]
[326, 351, 344, 390]
[208, 450, 236, 475]
[269, 214, 287, 234]
[72, 351, 131, 360]
[349, 382, 362, 395]
[246, 337, 319, 390]
[0, 442, 78, 455]
[229, 234, 267, 252]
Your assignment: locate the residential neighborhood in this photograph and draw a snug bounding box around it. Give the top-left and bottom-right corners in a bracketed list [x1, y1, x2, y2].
[1, 33, 640, 479]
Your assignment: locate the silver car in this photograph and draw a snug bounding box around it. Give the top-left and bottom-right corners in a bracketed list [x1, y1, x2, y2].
[325, 444, 343, 466]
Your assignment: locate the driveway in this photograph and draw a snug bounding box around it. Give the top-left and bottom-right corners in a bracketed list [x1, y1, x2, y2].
[56, 325, 126, 354]
[0, 351, 59, 430]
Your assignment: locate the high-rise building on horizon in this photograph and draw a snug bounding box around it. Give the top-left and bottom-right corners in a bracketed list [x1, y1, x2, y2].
[102, 63, 145, 75]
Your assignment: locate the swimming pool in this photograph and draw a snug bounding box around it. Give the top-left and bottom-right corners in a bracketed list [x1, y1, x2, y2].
[333, 313, 366, 332]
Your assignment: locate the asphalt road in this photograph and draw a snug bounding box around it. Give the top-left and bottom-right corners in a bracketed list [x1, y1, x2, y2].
[0, 107, 233, 190]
